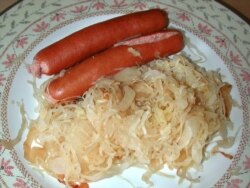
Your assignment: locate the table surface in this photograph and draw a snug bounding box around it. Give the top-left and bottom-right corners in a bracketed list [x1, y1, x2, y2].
[0, 0, 250, 22]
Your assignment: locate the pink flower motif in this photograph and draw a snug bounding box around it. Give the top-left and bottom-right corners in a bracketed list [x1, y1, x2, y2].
[0, 74, 6, 86]
[112, 0, 127, 7]
[215, 36, 227, 48]
[240, 70, 250, 82]
[92, 2, 105, 10]
[198, 23, 212, 35]
[133, 2, 146, 10]
[177, 12, 190, 22]
[2, 54, 15, 68]
[16, 37, 28, 48]
[51, 12, 65, 22]
[243, 155, 250, 170]
[226, 178, 243, 188]
[247, 87, 250, 95]
[71, 5, 88, 14]
[33, 21, 49, 32]
[0, 158, 14, 176]
[13, 178, 30, 188]
[229, 51, 242, 66]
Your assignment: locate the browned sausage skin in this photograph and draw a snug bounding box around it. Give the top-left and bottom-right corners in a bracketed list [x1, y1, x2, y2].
[29, 9, 168, 77]
[46, 29, 184, 103]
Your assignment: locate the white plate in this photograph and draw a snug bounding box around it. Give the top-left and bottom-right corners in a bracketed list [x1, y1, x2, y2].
[0, 1, 249, 188]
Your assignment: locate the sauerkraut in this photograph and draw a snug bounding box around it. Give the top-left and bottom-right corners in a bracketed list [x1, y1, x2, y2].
[23, 55, 232, 186]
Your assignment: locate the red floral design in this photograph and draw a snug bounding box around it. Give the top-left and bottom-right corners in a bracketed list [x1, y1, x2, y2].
[198, 23, 212, 35]
[112, 0, 127, 7]
[247, 87, 250, 95]
[0, 158, 14, 176]
[71, 5, 88, 13]
[215, 36, 227, 48]
[13, 178, 30, 188]
[2, 54, 15, 68]
[229, 51, 242, 66]
[0, 74, 6, 86]
[51, 12, 65, 22]
[240, 70, 250, 82]
[16, 37, 28, 48]
[177, 12, 190, 22]
[226, 179, 243, 188]
[92, 2, 105, 10]
[33, 21, 49, 32]
[243, 155, 250, 170]
[133, 2, 146, 10]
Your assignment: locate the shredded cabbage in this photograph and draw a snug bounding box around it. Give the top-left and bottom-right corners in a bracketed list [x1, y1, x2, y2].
[23, 55, 232, 186]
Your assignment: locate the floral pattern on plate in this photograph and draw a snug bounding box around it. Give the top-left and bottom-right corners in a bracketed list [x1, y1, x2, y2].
[0, 0, 249, 187]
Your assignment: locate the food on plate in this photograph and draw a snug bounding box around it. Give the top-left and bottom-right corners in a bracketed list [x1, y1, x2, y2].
[45, 29, 184, 103]
[23, 55, 232, 187]
[29, 9, 168, 77]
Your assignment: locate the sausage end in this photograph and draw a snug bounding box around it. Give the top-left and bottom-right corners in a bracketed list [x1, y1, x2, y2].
[28, 63, 42, 78]
[45, 84, 59, 104]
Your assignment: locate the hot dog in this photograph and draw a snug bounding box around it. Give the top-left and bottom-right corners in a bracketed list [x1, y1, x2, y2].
[29, 9, 168, 77]
[45, 29, 184, 103]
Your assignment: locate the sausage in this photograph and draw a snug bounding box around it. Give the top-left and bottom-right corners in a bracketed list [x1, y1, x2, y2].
[46, 29, 184, 103]
[29, 9, 168, 77]
[45, 29, 184, 103]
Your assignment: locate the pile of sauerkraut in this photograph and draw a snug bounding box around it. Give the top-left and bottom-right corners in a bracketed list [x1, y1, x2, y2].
[24, 55, 232, 186]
